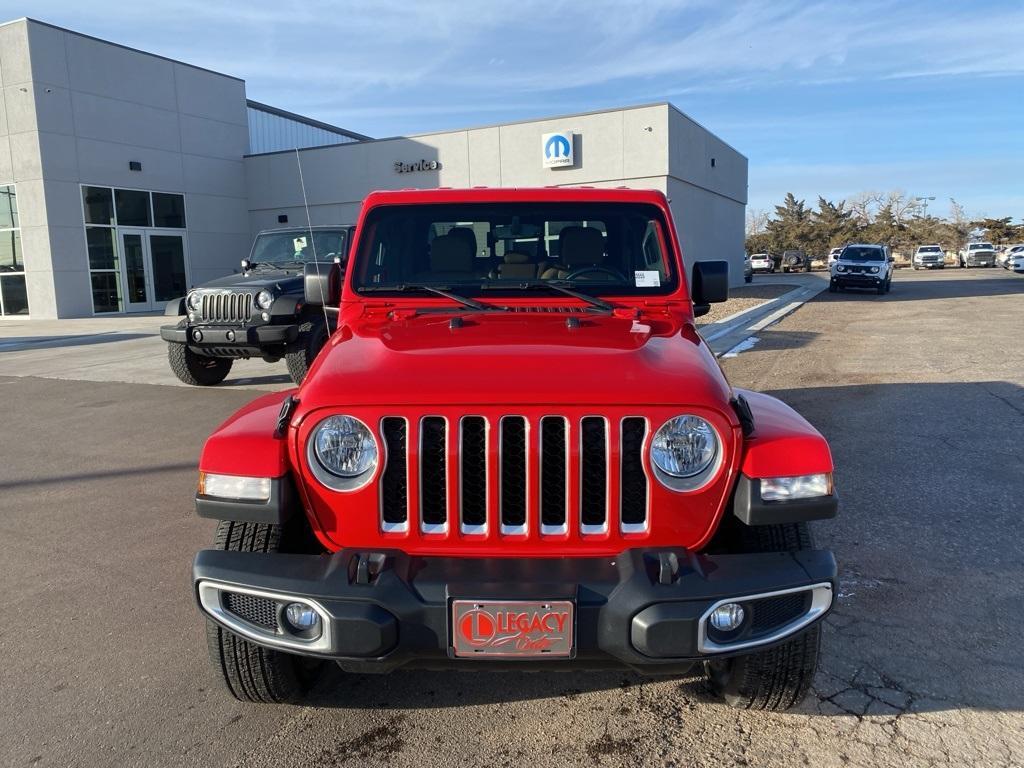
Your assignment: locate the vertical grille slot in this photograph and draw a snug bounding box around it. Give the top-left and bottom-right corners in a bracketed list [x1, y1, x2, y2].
[380, 418, 408, 530]
[460, 417, 487, 533]
[419, 417, 448, 532]
[500, 416, 527, 533]
[580, 416, 608, 532]
[540, 416, 568, 533]
[620, 418, 648, 531]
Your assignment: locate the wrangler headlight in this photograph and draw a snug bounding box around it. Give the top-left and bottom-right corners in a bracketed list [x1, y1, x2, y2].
[186, 291, 202, 312]
[256, 290, 274, 310]
[869, 266, 880, 273]
[651, 415, 720, 490]
[312, 415, 377, 479]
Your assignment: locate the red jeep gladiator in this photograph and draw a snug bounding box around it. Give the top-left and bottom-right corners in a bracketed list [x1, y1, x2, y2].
[192, 187, 837, 710]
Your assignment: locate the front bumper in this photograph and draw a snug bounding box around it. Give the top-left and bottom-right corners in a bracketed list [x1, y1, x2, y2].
[160, 323, 298, 353]
[833, 272, 883, 286]
[963, 256, 995, 267]
[193, 547, 836, 673]
[914, 260, 944, 268]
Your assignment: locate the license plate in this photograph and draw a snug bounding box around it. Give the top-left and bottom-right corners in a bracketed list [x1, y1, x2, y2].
[451, 600, 574, 658]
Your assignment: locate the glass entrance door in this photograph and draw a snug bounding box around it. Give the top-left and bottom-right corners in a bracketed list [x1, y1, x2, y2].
[119, 230, 152, 311]
[117, 230, 189, 312]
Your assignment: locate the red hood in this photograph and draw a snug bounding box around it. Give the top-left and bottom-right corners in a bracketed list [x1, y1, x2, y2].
[297, 311, 734, 413]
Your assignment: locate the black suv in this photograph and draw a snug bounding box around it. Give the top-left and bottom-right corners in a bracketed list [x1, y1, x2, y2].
[160, 225, 352, 386]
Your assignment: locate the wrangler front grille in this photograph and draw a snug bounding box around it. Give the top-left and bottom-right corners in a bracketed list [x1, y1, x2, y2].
[199, 292, 254, 323]
[379, 414, 650, 537]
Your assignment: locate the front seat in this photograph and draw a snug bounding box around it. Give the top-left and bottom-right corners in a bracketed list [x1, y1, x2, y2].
[541, 226, 606, 280]
[419, 233, 475, 281]
[495, 251, 541, 279]
[448, 226, 478, 257]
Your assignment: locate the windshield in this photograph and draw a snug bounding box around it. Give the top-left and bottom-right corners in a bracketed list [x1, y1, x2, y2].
[840, 246, 884, 261]
[917, 246, 941, 253]
[969, 243, 993, 250]
[250, 229, 348, 266]
[351, 203, 678, 296]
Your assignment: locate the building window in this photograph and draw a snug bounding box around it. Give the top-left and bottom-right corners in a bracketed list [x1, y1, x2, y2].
[82, 186, 187, 313]
[0, 185, 28, 315]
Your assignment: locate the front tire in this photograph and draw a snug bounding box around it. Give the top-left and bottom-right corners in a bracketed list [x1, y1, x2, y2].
[206, 520, 325, 703]
[167, 342, 232, 386]
[828, 280, 837, 293]
[285, 319, 330, 385]
[704, 522, 821, 711]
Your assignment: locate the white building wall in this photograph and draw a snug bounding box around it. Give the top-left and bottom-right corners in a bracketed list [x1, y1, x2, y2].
[2, 18, 251, 317]
[244, 103, 747, 285]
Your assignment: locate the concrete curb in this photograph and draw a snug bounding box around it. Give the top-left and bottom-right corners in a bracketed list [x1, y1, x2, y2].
[700, 279, 827, 357]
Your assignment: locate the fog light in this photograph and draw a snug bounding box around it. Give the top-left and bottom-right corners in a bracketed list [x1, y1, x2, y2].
[709, 603, 745, 632]
[192, 329, 203, 342]
[285, 602, 320, 632]
[226, 330, 235, 341]
[261, 311, 270, 322]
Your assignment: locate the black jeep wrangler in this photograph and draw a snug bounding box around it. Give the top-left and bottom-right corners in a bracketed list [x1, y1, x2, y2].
[160, 225, 352, 386]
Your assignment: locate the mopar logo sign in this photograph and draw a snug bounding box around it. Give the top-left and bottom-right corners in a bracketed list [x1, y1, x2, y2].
[542, 131, 574, 168]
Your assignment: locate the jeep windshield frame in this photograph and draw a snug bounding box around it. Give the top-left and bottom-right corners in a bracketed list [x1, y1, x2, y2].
[348, 202, 680, 299]
[248, 228, 349, 268]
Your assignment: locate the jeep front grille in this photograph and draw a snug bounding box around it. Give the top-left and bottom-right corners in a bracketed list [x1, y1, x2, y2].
[378, 414, 650, 537]
[199, 291, 254, 323]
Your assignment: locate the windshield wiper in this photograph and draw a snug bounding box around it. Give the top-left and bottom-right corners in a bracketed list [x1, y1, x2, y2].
[361, 284, 500, 311]
[481, 280, 613, 313]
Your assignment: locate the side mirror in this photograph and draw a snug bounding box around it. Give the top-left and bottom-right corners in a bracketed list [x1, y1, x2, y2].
[304, 261, 342, 307]
[240, 258, 250, 272]
[691, 260, 729, 316]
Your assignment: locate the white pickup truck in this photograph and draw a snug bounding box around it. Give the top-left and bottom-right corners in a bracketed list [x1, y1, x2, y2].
[958, 242, 996, 268]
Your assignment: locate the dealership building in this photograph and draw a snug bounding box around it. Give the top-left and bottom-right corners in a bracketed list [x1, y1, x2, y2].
[0, 17, 748, 319]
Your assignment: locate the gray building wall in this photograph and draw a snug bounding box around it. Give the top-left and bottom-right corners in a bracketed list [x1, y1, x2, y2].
[245, 103, 749, 285]
[0, 18, 251, 317]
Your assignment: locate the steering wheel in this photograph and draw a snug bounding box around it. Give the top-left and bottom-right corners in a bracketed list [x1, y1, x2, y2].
[564, 265, 628, 281]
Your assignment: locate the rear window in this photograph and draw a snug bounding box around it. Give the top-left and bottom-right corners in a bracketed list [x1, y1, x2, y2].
[352, 202, 678, 296]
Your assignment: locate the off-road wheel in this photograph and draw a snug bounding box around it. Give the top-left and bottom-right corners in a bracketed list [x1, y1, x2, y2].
[206, 520, 326, 703]
[285, 319, 329, 385]
[168, 342, 232, 386]
[828, 280, 838, 293]
[744, 273, 753, 284]
[704, 522, 822, 711]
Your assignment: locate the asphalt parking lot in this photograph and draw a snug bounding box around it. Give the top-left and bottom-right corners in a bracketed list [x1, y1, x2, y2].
[1, 268, 1021, 767]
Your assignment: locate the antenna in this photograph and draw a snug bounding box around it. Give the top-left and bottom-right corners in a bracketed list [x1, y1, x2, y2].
[294, 147, 332, 335]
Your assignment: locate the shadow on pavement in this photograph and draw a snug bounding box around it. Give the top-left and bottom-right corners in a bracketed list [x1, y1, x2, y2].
[823, 273, 1023, 302]
[0, 332, 155, 352]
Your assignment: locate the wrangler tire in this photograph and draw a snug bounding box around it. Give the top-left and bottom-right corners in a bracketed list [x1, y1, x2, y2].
[704, 522, 821, 711]
[168, 342, 232, 386]
[285, 319, 329, 385]
[205, 520, 324, 703]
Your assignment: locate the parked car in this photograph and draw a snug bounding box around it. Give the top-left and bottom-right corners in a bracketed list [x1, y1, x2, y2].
[998, 244, 1024, 268]
[161, 225, 354, 386]
[1007, 252, 1024, 273]
[912, 244, 945, 270]
[781, 249, 810, 273]
[958, 242, 996, 268]
[749, 253, 774, 273]
[827, 247, 843, 267]
[742, 252, 753, 283]
[829, 243, 893, 294]
[190, 187, 838, 711]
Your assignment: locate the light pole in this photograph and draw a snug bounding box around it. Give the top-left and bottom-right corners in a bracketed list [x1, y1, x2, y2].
[915, 196, 936, 218]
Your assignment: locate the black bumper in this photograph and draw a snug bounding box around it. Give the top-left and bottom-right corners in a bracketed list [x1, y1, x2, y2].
[834, 273, 883, 286]
[160, 323, 298, 350]
[193, 547, 836, 673]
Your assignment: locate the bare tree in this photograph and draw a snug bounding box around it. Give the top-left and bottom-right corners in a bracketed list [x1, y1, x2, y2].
[847, 191, 883, 225]
[745, 208, 769, 236]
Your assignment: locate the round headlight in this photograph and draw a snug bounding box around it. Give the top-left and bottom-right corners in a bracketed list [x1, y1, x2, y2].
[836, 265, 845, 272]
[313, 416, 377, 478]
[256, 290, 274, 310]
[870, 266, 880, 273]
[651, 415, 718, 478]
[186, 291, 202, 311]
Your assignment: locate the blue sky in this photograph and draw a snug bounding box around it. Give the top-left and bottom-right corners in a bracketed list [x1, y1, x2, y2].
[6, 0, 1023, 219]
